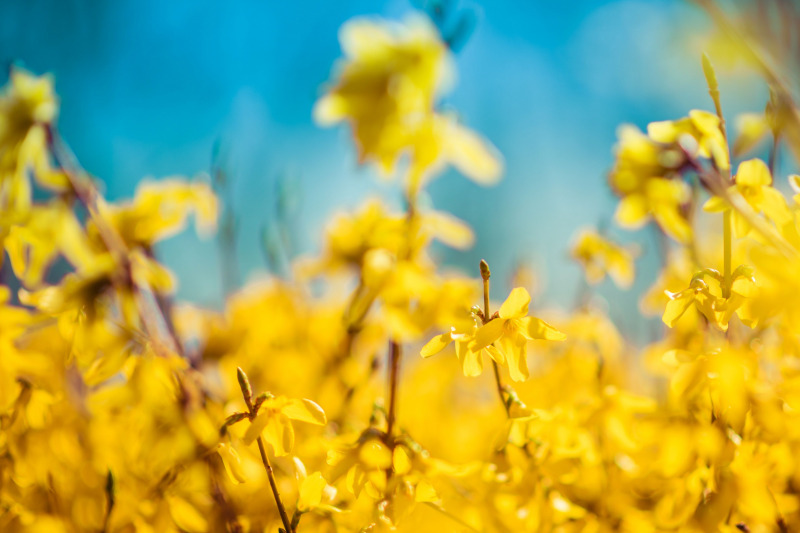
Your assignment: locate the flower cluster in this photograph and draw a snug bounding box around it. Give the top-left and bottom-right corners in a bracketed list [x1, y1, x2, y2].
[4, 7, 800, 533]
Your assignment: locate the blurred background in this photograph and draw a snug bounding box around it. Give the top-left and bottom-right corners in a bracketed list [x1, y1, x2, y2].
[0, 0, 776, 343]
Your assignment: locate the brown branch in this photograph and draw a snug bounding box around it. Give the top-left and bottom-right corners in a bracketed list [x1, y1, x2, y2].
[236, 368, 294, 533]
[385, 340, 401, 441]
[480, 259, 509, 416]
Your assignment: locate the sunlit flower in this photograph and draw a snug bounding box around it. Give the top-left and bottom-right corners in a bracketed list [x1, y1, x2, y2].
[703, 158, 793, 236]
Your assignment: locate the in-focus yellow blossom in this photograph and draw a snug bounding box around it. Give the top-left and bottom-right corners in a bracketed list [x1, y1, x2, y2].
[570, 228, 637, 289]
[471, 288, 565, 381]
[663, 266, 758, 331]
[242, 396, 326, 456]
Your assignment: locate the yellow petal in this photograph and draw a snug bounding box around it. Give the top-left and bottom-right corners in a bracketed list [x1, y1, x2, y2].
[359, 440, 393, 469]
[662, 292, 695, 328]
[615, 194, 650, 228]
[421, 333, 452, 358]
[760, 186, 792, 226]
[470, 319, 505, 351]
[281, 398, 327, 425]
[498, 333, 528, 382]
[731, 277, 757, 298]
[736, 158, 772, 186]
[485, 344, 506, 365]
[444, 121, 503, 186]
[242, 411, 270, 445]
[297, 472, 327, 512]
[423, 211, 475, 250]
[498, 287, 531, 319]
[168, 496, 208, 533]
[702, 195, 729, 213]
[393, 446, 412, 475]
[262, 413, 295, 456]
[415, 480, 439, 503]
[347, 464, 367, 499]
[218, 443, 248, 484]
[460, 344, 484, 377]
[519, 316, 566, 341]
[652, 205, 692, 244]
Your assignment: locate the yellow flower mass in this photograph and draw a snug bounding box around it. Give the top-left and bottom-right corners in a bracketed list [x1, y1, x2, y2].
[5, 7, 800, 533]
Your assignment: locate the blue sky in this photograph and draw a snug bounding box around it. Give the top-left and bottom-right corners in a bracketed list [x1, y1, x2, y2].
[0, 0, 773, 342]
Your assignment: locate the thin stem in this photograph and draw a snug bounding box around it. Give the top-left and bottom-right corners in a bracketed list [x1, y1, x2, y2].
[723, 210, 732, 298]
[492, 361, 508, 416]
[290, 509, 302, 532]
[257, 436, 294, 533]
[237, 367, 294, 533]
[386, 340, 401, 441]
[480, 259, 509, 416]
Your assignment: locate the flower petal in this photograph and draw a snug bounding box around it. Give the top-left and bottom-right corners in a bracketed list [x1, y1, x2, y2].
[470, 318, 505, 351]
[498, 287, 531, 319]
[280, 398, 327, 426]
[662, 292, 695, 328]
[519, 316, 566, 341]
[421, 333, 452, 358]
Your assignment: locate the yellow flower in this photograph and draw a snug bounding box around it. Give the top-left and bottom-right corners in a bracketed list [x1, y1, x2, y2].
[662, 266, 758, 331]
[471, 288, 565, 381]
[3, 200, 96, 288]
[327, 430, 394, 499]
[294, 464, 340, 514]
[421, 317, 501, 377]
[242, 396, 326, 456]
[703, 158, 792, 236]
[314, 17, 501, 189]
[609, 125, 692, 243]
[95, 177, 218, 248]
[0, 68, 68, 212]
[647, 109, 730, 170]
[570, 229, 637, 289]
[422, 288, 565, 380]
[313, 16, 446, 172]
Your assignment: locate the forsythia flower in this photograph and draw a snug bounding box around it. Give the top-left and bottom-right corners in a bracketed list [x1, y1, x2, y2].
[647, 109, 730, 170]
[570, 228, 637, 289]
[703, 158, 793, 236]
[9, 12, 800, 533]
[609, 125, 692, 242]
[663, 266, 758, 331]
[314, 17, 502, 190]
[0, 67, 68, 212]
[422, 287, 565, 381]
[242, 396, 327, 456]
